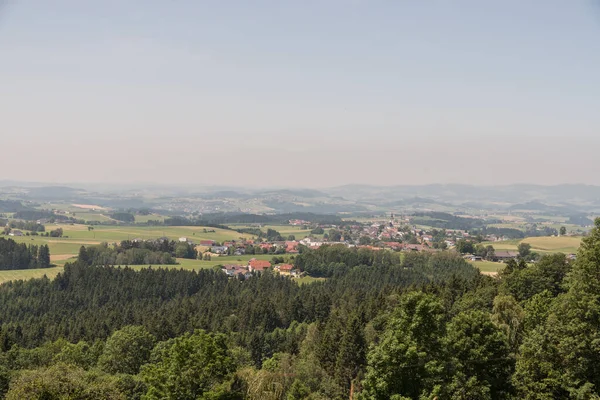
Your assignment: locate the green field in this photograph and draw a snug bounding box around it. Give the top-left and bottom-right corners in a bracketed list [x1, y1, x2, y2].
[295, 275, 326, 285]
[8, 224, 256, 258]
[0, 267, 63, 284]
[134, 214, 165, 223]
[521, 236, 582, 254]
[470, 260, 505, 274]
[0, 254, 277, 284]
[482, 236, 582, 255]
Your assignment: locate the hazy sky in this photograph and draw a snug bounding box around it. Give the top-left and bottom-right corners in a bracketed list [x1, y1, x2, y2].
[1, 1, 599, 187]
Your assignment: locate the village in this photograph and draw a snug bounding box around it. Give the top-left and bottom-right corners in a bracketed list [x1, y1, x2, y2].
[169, 215, 534, 279]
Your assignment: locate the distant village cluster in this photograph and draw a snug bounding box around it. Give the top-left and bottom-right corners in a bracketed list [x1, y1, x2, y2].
[168, 215, 542, 279]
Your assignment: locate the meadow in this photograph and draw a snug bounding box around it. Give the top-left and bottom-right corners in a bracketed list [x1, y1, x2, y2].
[8, 224, 255, 258]
[0, 254, 277, 284]
[482, 236, 582, 255]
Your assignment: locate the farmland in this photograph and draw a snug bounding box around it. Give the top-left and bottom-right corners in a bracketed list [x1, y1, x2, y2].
[482, 236, 582, 255]
[0, 254, 277, 284]
[8, 223, 255, 257]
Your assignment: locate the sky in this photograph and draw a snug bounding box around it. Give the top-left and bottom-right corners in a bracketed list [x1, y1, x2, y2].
[1, 0, 600, 188]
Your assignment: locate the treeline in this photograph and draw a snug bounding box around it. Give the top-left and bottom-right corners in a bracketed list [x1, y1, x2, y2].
[12, 210, 54, 221]
[76, 239, 198, 267]
[0, 200, 29, 213]
[0, 238, 50, 270]
[412, 211, 489, 230]
[6, 221, 45, 232]
[109, 212, 135, 222]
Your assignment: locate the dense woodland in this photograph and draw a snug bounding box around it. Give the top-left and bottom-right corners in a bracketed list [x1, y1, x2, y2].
[0, 238, 50, 270]
[1, 221, 600, 398]
[77, 239, 199, 267]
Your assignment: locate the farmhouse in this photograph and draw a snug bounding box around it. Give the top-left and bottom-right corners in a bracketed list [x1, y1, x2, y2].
[248, 258, 271, 272]
[8, 230, 23, 237]
[222, 264, 249, 278]
[199, 240, 216, 246]
[276, 264, 294, 276]
[211, 246, 229, 255]
[495, 251, 518, 261]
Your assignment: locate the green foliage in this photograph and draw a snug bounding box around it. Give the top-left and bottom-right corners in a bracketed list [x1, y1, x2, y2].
[360, 292, 446, 399]
[518, 242, 532, 259]
[514, 219, 600, 398]
[456, 239, 475, 254]
[5, 363, 125, 400]
[0, 237, 51, 270]
[500, 253, 571, 302]
[99, 326, 155, 375]
[111, 212, 136, 223]
[140, 330, 236, 400]
[443, 310, 513, 399]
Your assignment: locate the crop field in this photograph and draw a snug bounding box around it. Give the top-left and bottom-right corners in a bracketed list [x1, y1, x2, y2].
[521, 236, 582, 254]
[482, 236, 583, 255]
[470, 260, 504, 275]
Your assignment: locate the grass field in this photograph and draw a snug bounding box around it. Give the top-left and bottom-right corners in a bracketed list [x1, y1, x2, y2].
[295, 276, 326, 285]
[0, 254, 280, 284]
[8, 224, 256, 258]
[470, 260, 504, 274]
[0, 267, 63, 284]
[521, 236, 582, 254]
[481, 236, 582, 255]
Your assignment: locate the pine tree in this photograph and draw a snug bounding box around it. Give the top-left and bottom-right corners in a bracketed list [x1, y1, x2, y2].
[38, 245, 50, 268]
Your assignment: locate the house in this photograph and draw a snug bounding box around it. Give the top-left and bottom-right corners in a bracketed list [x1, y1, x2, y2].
[179, 237, 189, 242]
[8, 230, 23, 237]
[259, 243, 274, 251]
[277, 264, 294, 276]
[234, 248, 246, 256]
[211, 246, 229, 255]
[495, 251, 518, 261]
[403, 244, 425, 252]
[199, 240, 216, 246]
[285, 241, 299, 253]
[470, 256, 483, 261]
[248, 258, 272, 272]
[222, 265, 251, 279]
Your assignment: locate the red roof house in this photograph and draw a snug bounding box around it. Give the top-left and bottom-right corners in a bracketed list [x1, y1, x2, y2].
[248, 258, 272, 272]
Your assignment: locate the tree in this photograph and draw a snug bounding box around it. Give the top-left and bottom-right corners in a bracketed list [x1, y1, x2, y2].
[38, 245, 50, 268]
[491, 294, 524, 352]
[442, 310, 513, 399]
[559, 226, 567, 236]
[517, 242, 531, 259]
[49, 228, 63, 238]
[5, 363, 125, 400]
[140, 330, 236, 400]
[287, 235, 296, 241]
[328, 230, 342, 242]
[514, 218, 600, 398]
[98, 325, 155, 375]
[360, 292, 446, 399]
[334, 313, 366, 392]
[456, 239, 475, 254]
[358, 236, 371, 246]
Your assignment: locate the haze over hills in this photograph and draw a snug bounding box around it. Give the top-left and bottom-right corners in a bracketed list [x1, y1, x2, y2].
[2, 181, 600, 216]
